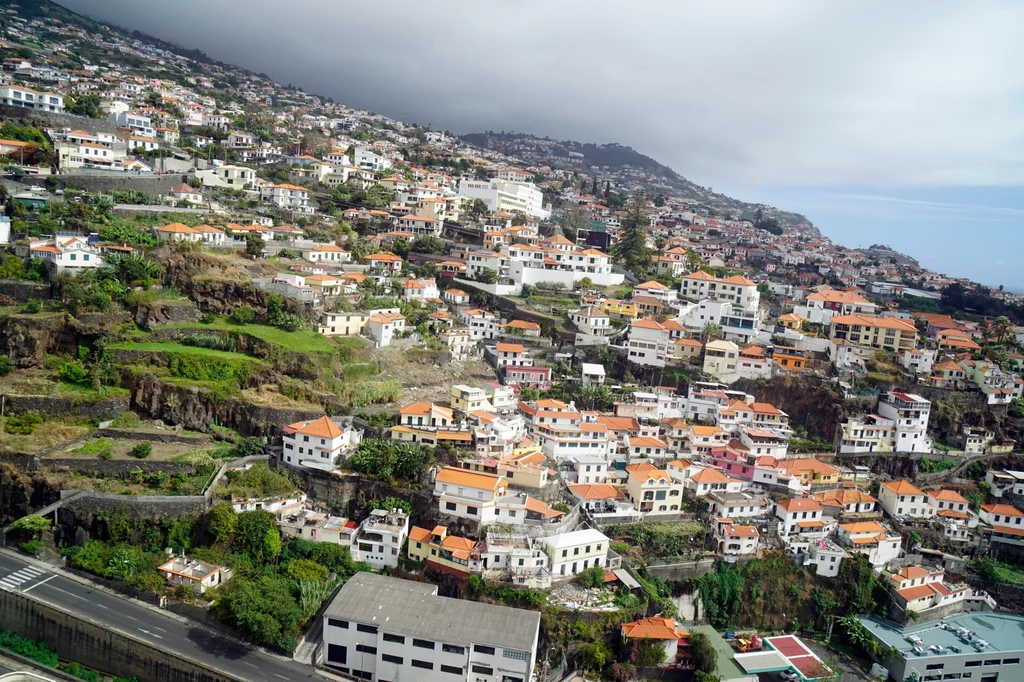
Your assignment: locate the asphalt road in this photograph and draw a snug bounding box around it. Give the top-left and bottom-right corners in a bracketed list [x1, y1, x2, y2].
[0, 552, 320, 682]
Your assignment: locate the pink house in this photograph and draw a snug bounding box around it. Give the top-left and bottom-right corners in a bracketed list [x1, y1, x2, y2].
[707, 441, 755, 481]
[506, 365, 552, 390]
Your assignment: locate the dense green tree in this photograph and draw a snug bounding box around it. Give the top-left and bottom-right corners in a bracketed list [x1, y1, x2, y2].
[68, 94, 102, 118]
[611, 197, 652, 276]
[689, 632, 717, 675]
[234, 510, 279, 563]
[205, 502, 238, 545]
[473, 267, 498, 284]
[245, 233, 265, 258]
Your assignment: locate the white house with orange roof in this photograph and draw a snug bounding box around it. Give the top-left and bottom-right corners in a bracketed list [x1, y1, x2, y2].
[443, 287, 470, 306]
[399, 277, 439, 302]
[433, 466, 509, 524]
[713, 517, 760, 557]
[29, 236, 104, 277]
[979, 503, 1024, 535]
[878, 480, 934, 519]
[282, 416, 359, 467]
[461, 308, 501, 340]
[625, 435, 668, 461]
[884, 564, 974, 618]
[301, 243, 350, 264]
[154, 222, 202, 243]
[493, 342, 530, 368]
[365, 309, 406, 347]
[518, 399, 613, 461]
[775, 497, 828, 539]
[624, 462, 685, 515]
[688, 467, 744, 497]
[620, 617, 689, 665]
[633, 280, 676, 305]
[836, 521, 902, 566]
[363, 251, 405, 274]
[795, 288, 878, 325]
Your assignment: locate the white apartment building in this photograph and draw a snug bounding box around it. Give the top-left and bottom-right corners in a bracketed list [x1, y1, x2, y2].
[703, 339, 739, 378]
[433, 467, 509, 524]
[627, 320, 671, 368]
[877, 392, 932, 453]
[678, 299, 762, 344]
[679, 271, 760, 309]
[518, 399, 614, 461]
[262, 183, 313, 213]
[350, 509, 409, 570]
[322, 572, 539, 682]
[837, 414, 896, 454]
[354, 146, 392, 172]
[542, 528, 610, 577]
[458, 178, 551, 219]
[0, 85, 63, 112]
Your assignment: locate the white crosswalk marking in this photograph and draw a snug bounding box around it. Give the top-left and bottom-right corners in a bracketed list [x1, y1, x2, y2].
[0, 565, 47, 591]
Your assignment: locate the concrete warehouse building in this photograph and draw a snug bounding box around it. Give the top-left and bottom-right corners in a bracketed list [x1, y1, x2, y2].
[860, 612, 1024, 682]
[321, 572, 540, 682]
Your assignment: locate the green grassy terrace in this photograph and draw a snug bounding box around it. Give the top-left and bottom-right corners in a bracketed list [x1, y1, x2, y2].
[162, 318, 355, 355]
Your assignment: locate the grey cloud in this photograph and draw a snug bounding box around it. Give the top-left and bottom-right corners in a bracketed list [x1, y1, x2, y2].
[56, 0, 1024, 188]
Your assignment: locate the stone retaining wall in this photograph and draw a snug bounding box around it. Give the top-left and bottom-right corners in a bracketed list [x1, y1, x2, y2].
[0, 587, 245, 682]
[0, 393, 129, 420]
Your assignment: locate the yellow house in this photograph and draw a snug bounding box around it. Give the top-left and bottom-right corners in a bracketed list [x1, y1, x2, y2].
[778, 312, 805, 331]
[772, 346, 807, 373]
[780, 458, 839, 485]
[600, 299, 638, 320]
[451, 385, 490, 413]
[390, 425, 473, 448]
[829, 314, 918, 353]
[407, 525, 478, 577]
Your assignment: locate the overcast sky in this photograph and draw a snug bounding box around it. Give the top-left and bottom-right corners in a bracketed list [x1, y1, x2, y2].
[56, 0, 1024, 287]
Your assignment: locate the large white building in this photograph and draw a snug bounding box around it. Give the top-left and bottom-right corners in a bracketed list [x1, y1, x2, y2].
[0, 85, 63, 112]
[349, 509, 409, 570]
[876, 391, 932, 453]
[458, 178, 550, 219]
[322, 572, 539, 682]
[541, 528, 610, 577]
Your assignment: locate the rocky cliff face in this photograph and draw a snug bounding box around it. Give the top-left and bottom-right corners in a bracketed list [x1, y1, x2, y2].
[0, 463, 60, 526]
[133, 299, 203, 330]
[0, 313, 70, 367]
[129, 374, 322, 437]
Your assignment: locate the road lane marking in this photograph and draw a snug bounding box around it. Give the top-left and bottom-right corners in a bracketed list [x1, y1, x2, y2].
[243, 662, 258, 668]
[274, 675, 289, 680]
[124, 615, 138, 621]
[21, 575, 56, 593]
[152, 626, 167, 632]
[137, 628, 163, 639]
[40, 584, 88, 600]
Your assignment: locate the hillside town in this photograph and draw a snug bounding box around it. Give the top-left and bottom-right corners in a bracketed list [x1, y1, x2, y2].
[0, 3, 1022, 682]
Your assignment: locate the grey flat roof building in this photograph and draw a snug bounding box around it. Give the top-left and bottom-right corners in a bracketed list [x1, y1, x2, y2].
[861, 612, 1024, 682]
[324, 572, 540, 653]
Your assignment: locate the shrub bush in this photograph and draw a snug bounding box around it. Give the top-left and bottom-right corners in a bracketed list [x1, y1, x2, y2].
[0, 354, 11, 376]
[131, 443, 152, 459]
[20, 299, 41, 314]
[57, 360, 91, 385]
[5, 412, 42, 435]
[18, 539, 43, 555]
[229, 305, 256, 324]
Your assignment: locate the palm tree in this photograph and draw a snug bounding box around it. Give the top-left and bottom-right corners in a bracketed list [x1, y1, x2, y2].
[701, 322, 722, 343]
[991, 315, 1012, 344]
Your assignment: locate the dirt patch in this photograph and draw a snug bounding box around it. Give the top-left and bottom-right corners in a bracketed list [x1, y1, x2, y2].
[241, 384, 323, 410]
[0, 417, 92, 455]
[372, 340, 499, 404]
[45, 437, 207, 461]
